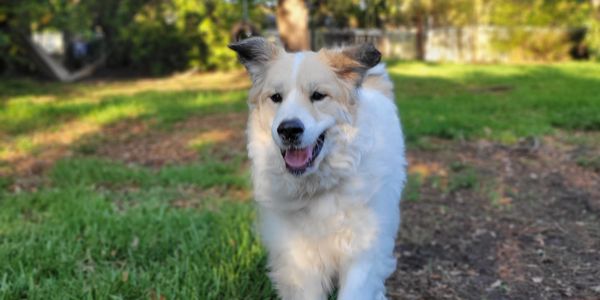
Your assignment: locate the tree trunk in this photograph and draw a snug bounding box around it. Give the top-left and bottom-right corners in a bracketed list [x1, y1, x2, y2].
[276, 0, 310, 51]
[415, 14, 427, 60]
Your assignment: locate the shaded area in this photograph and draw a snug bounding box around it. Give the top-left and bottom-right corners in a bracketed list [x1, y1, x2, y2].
[0, 72, 250, 181]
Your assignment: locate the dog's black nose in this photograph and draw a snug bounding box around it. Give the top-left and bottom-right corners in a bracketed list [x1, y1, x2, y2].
[277, 118, 304, 144]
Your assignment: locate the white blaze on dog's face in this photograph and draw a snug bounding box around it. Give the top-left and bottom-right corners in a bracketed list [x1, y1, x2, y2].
[229, 38, 381, 176]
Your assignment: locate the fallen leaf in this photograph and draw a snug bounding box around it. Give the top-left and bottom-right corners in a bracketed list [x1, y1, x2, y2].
[488, 280, 502, 291]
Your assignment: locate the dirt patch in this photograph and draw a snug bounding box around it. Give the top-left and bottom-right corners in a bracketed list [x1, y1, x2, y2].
[468, 85, 514, 94]
[390, 137, 600, 299]
[2, 112, 248, 192]
[90, 112, 248, 167]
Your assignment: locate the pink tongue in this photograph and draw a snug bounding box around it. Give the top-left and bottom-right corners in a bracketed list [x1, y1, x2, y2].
[284, 146, 314, 168]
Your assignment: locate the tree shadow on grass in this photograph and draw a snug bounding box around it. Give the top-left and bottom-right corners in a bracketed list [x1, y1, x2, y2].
[1, 88, 249, 183]
[0, 88, 248, 136]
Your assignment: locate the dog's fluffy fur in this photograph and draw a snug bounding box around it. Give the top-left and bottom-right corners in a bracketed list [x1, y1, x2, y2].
[230, 38, 406, 300]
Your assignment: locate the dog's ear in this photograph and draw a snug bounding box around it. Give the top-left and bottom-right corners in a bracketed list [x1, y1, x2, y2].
[321, 43, 381, 86]
[228, 37, 281, 81]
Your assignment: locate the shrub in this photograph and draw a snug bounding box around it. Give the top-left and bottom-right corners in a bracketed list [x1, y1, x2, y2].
[1, 1, 266, 76]
[112, 22, 196, 76]
[586, 17, 600, 61]
[491, 27, 572, 62]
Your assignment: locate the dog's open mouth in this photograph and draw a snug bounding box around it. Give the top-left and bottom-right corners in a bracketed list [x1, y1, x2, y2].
[281, 133, 325, 175]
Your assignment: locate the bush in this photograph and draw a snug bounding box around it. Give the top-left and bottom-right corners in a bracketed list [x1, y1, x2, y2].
[492, 27, 572, 62]
[586, 18, 600, 61]
[0, 31, 39, 75]
[112, 22, 198, 76]
[2, 1, 266, 77]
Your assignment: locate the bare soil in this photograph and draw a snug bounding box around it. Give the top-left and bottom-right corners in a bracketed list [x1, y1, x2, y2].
[390, 136, 600, 300]
[91, 112, 247, 167]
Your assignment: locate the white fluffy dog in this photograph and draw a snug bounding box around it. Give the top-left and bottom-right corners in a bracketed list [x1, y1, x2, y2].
[229, 37, 406, 300]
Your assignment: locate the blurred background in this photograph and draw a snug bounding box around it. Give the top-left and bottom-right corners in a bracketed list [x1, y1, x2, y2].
[1, 0, 600, 79]
[1, 1, 600, 299]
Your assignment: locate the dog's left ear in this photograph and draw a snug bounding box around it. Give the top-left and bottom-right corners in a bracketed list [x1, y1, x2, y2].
[228, 37, 281, 82]
[321, 43, 381, 86]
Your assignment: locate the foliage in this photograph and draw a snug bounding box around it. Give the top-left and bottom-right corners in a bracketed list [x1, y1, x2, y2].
[115, 22, 191, 75]
[491, 28, 573, 61]
[1, 0, 267, 75]
[312, 0, 596, 62]
[0, 1, 46, 74]
[587, 8, 600, 60]
[310, 0, 389, 28]
[489, 0, 591, 27]
[486, 0, 591, 61]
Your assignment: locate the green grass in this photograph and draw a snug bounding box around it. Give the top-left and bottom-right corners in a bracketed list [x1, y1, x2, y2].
[0, 89, 247, 135]
[390, 62, 600, 143]
[1, 62, 600, 299]
[447, 164, 479, 192]
[576, 155, 600, 172]
[0, 157, 272, 299]
[0, 188, 272, 298]
[50, 157, 249, 190]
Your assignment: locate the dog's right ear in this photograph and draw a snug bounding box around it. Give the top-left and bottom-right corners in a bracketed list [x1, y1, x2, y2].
[228, 37, 280, 81]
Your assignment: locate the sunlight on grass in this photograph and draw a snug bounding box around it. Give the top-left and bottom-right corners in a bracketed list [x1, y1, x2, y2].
[188, 129, 235, 150]
[50, 157, 250, 190]
[82, 102, 146, 125]
[0, 153, 262, 298]
[0, 85, 248, 176]
[0, 187, 271, 298]
[389, 61, 600, 142]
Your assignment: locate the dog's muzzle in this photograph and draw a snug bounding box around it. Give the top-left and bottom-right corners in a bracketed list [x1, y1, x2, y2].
[276, 118, 326, 175]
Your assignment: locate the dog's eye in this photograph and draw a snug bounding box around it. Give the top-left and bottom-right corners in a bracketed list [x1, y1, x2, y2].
[270, 93, 282, 103]
[310, 92, 326, 102]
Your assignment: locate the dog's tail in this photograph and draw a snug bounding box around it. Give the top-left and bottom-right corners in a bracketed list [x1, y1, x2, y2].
[362, 63, 394, 99]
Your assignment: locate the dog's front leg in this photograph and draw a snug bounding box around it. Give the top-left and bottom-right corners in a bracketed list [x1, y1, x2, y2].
[337, 236, 397, 300]
[268, 247, 329, 300]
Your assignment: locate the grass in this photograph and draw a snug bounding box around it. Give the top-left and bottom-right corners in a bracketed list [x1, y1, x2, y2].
[0, 189, 270, 298]
[391, 62, 600, 143]
[0, 89, 247, 136]
[576, 155, 600, 172]
[447, 163, 479, 192]
[1, 61, 600, 299]
[0, 156, 270, 299]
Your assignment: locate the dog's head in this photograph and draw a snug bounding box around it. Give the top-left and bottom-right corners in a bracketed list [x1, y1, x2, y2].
[229, 37, 380, 177]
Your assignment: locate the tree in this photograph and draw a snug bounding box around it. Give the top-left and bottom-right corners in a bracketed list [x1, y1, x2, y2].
[587, 0, 600, 59]
[277, 0, 310, 51]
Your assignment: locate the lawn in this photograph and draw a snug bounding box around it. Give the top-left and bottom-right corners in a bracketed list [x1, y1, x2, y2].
[1, 62, 599, 299]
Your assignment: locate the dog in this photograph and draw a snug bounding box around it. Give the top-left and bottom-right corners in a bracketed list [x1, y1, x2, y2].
[229, 37, 406, 300]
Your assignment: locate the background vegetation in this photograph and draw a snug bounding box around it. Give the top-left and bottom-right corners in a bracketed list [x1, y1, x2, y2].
[0, 0, 269, 75]
[1, 0, 599, 76]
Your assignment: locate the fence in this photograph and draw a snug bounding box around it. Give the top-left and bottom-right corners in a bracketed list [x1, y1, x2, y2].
[312, 27, 508, 62]
[266, 26, 574, 63]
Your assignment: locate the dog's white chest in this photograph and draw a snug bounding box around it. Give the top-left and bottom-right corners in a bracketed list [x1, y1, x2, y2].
[291, 195, 379, 264]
